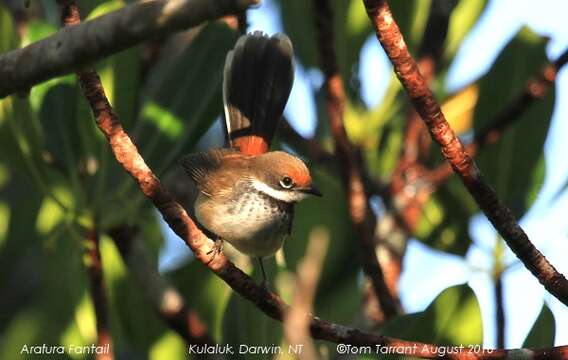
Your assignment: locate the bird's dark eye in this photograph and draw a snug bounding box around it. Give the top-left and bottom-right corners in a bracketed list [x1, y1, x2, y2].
[279, 176, 294, 189]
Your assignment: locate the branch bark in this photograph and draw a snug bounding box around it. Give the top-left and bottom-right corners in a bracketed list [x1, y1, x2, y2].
[84, 223, 114, 360]
[428, 47, 568, 185]
[312, 0, 400, 319]
[0, 0, 259, 98]
[389, 0, 458, 229]
[495, 276, 505, 349]
[70, 21, 568, 360]
[374, 0, 459, 322]
[363, 0, 568, 306]
[51, 0, 568, 357]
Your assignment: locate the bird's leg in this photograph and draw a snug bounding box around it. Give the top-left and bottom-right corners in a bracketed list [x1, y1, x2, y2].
[258, 257, 269, 290]
[206, 238, 224, 264]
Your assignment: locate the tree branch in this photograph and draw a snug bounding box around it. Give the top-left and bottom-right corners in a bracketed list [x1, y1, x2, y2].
[108, 226, 215, 346]
[495, 276, 505, 349]
[84, 223, 114, 360]
[389, 0, 458, 227]
[52, 0, 568, 357]
[0, 0, 259, 99]
[375, 1, 459, 320]
[494, 240, 506, 349]
[363, 0, 568, 306]
[428, 47, 568, 185]
[71, 24, 568, 360]
[312, 0, 400, 319]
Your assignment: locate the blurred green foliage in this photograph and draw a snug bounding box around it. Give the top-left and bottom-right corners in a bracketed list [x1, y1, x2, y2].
[0, 0, 559, 359]
[523, 303, 556, 348]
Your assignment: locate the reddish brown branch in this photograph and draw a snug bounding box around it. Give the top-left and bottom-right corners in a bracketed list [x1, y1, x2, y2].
[68, 26, 568, 360]
[63, 27, 426, 355]
[373, 3, 459, 312]
[55, 0, 400, 348]
[395, 0, 456, 173]
[388, 0, 457, 234]
[85, 224, 114, 360]
[109, 226, 215, 346]
[53, 0, 568, 357]
[313, 0, 399, 319]
[428, 47, 568, 185]
[363, 0, 568, 306]
[56, 3, 114, 358]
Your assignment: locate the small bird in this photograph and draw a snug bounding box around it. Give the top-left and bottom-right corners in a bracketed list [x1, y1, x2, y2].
[181, 32, 321, 282]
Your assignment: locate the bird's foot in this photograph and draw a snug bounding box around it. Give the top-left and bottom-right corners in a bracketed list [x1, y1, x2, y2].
[206, 239, 224, 264]
[257, 257, 271, 294]
[259, 278, 271, 297]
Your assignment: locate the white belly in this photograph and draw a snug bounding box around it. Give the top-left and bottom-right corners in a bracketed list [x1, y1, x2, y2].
[195, 192, 291, 257]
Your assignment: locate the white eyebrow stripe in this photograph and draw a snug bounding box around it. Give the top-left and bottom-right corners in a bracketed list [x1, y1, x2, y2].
[250, 178, 298, 203]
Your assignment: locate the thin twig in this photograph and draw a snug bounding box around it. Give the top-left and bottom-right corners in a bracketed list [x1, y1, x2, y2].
[284, 228, 329, 360]
[84, 223, 114, 360]
[495, 276, 505, 348]
[109, 226, 215, 346]
[494, 240, 506, 349]
[363, 0, 568, 306]
[371, 1, 459, 321]
[0, 0, 259, 98]
[389, 0, 457, 230]
[427, 47, 568, 185]
[57, 4, 114, 358]
[312, 0, 399, 318]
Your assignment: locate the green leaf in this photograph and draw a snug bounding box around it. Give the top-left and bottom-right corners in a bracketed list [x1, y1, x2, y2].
[24, 20, 75, 112]
[150, 332, 186, 360]
[381, 284, 482, 349]
[415, 177, 477, 255]
[168, 258, 230, 341]
[0, 172, 43, 333]
[0, 220, 88, 358]
[137, 22, 238, 173]
[416, 27, 552, 255]
[523, 303, 555, 348]
[277, 1, 373, 98]
[474, 27, 553, 218]
[39, 84, 84, 179]
[221, 291, 283, 356]
[443, 0, 487, 63]
[90, 14, 141, 129]
[0, 5, 18, 53]
[388, 0, 432, 52]
[286, 165, 359, 306]
[25, 20, 57, 43]
[100, 234, 173, 355]
[86, 0, 140, 128]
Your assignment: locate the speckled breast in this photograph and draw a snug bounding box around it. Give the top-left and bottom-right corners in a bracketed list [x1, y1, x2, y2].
[195, 185, 294, 257]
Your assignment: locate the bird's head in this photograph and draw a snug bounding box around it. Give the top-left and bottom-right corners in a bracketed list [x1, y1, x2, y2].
[250, 151, 322, 203]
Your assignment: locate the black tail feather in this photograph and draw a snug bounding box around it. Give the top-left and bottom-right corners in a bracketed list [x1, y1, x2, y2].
[223, 32, 294, 153]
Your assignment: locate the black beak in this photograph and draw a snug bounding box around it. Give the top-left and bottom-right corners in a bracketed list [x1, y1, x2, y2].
[298, 185, 323, 197]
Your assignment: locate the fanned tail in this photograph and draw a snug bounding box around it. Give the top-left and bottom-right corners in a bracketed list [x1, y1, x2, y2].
[223, 32, 294, 155]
